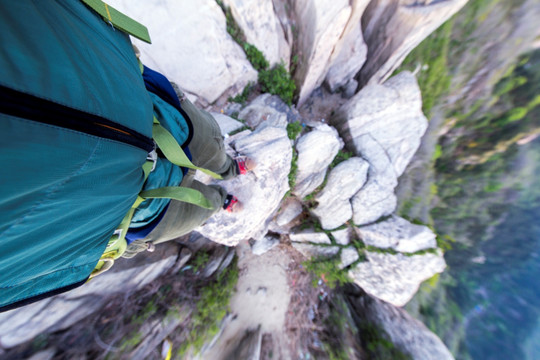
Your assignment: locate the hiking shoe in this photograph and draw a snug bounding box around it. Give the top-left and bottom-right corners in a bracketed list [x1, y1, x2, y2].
[223, 194, 243, 212]
[235, 156, 256, 175]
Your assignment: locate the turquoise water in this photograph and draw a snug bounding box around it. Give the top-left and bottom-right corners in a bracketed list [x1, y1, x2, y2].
[442, 144, 540, 359]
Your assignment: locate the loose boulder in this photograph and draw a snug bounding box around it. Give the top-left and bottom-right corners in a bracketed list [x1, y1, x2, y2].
[348, 250, 446, 306]
[238, 94, 300, 129]
[351, 180, 398, 225]
[311, 157, 369, 230]
[291, 243, 340, 260]
[332, 228, 352, 246]
[355, 215, 437, 253]
[289, 229, 331, 245]
[275, 198, 304, 227]
[293, 124, 343, 198]
[339, 247, 360, 269]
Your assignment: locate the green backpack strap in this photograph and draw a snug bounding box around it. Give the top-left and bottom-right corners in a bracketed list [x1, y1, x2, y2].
[91, 117, 223, 277]
[80, 0, 152, 44]
[152, 118, 223, 180]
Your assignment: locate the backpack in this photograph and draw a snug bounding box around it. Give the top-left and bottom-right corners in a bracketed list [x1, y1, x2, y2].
[0, 0, 219, 312]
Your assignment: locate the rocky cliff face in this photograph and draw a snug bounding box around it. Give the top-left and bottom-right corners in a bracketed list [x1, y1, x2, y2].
[106, 0, 467, 107]
[0, 0, 473, 358]
[358, 0, 468, 87]
[345, 285, 455, 360]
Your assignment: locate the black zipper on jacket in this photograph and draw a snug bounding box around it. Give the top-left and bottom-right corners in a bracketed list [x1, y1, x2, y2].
[0, 85, 154, 153]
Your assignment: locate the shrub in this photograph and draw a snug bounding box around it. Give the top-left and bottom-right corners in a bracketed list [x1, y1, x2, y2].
[304, 257, 351, 289]
[181, 257, 239, 355]
[330, 150, 353, 168]
[229, 82, 254, 104]
[259, 64, 296, 105]
[286, 121, 303, 140]
[243, 43, 269, 72]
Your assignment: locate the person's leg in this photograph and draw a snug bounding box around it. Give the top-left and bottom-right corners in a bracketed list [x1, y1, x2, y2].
[123, 170, 228, 259]
[172, 83, 239, 179]
[146, 170, 227, 244]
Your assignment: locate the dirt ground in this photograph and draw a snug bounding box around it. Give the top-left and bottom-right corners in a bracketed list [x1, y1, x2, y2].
[198, 238, 337, 360]
[200, 241, 294, 359]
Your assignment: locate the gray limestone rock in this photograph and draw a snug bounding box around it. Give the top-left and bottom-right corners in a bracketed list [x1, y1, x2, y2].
[211, 112, 246, 136]
[293, 124, 343, 198]
[238, 94, 300, 129]
[172, 247, 193, 274]
[252, 236, 280, 256]
[351, 292, 455, 360]
[223, 0, 290, 67]
[276, 198, 303, 227]
[358, 0, 468, 87]
[333, 72, 427, 225]
[311, 157, 369, 229]
[198, 124, 292, 246]
[325, 0, 370, 92]
[356, 215, 437, 253]
[349, 250, 446, 307]
[289, 229, 331, 245]
[217, 248, 237, 275]
[334, 72, 428, 179]
[130, 309, 189, 360]
[27, 349, 57, 360]
[351, 179, 397, 226]
[339, 247, 360, 269]
[291, 243, 340, 260]
[332, 228, 352, 246]
[292, 0, 352, 105]
[203, 246, 232, 278]
[0, 243, 179, 348]
[105, 0, 257, 104]
[223, 326, 263, 360]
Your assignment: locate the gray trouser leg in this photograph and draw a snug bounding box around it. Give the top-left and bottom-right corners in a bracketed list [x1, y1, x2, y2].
[143, 170, 228, 245]
[126, 94, 238, 255]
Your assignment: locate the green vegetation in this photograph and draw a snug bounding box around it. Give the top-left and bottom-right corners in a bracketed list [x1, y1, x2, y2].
[436, 234, 455, 252]
[395, 2, 540, 359]
[216, 0, 296, 105]
[286, 121, 303, 140]
[395, 20, 453, 117]
[191, 251, 210, 273]
[285, 150, 299, 198]
[433, 50, 540, 245]
[330, 150, 353, 168]
[110, 252, 239, 359]
[405, 272, 467, 357]
[358, 323, 411, 360]
[179, 257, 239, 356]
[259, 63, 296, 105]
[304, 256, 351, 289]
[321, 296, 358, 360]
[216, 0, 245, 44]
[494, 75, 528, 97]
[229, 82, 254, 104]
[244, 43, 269, 72]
